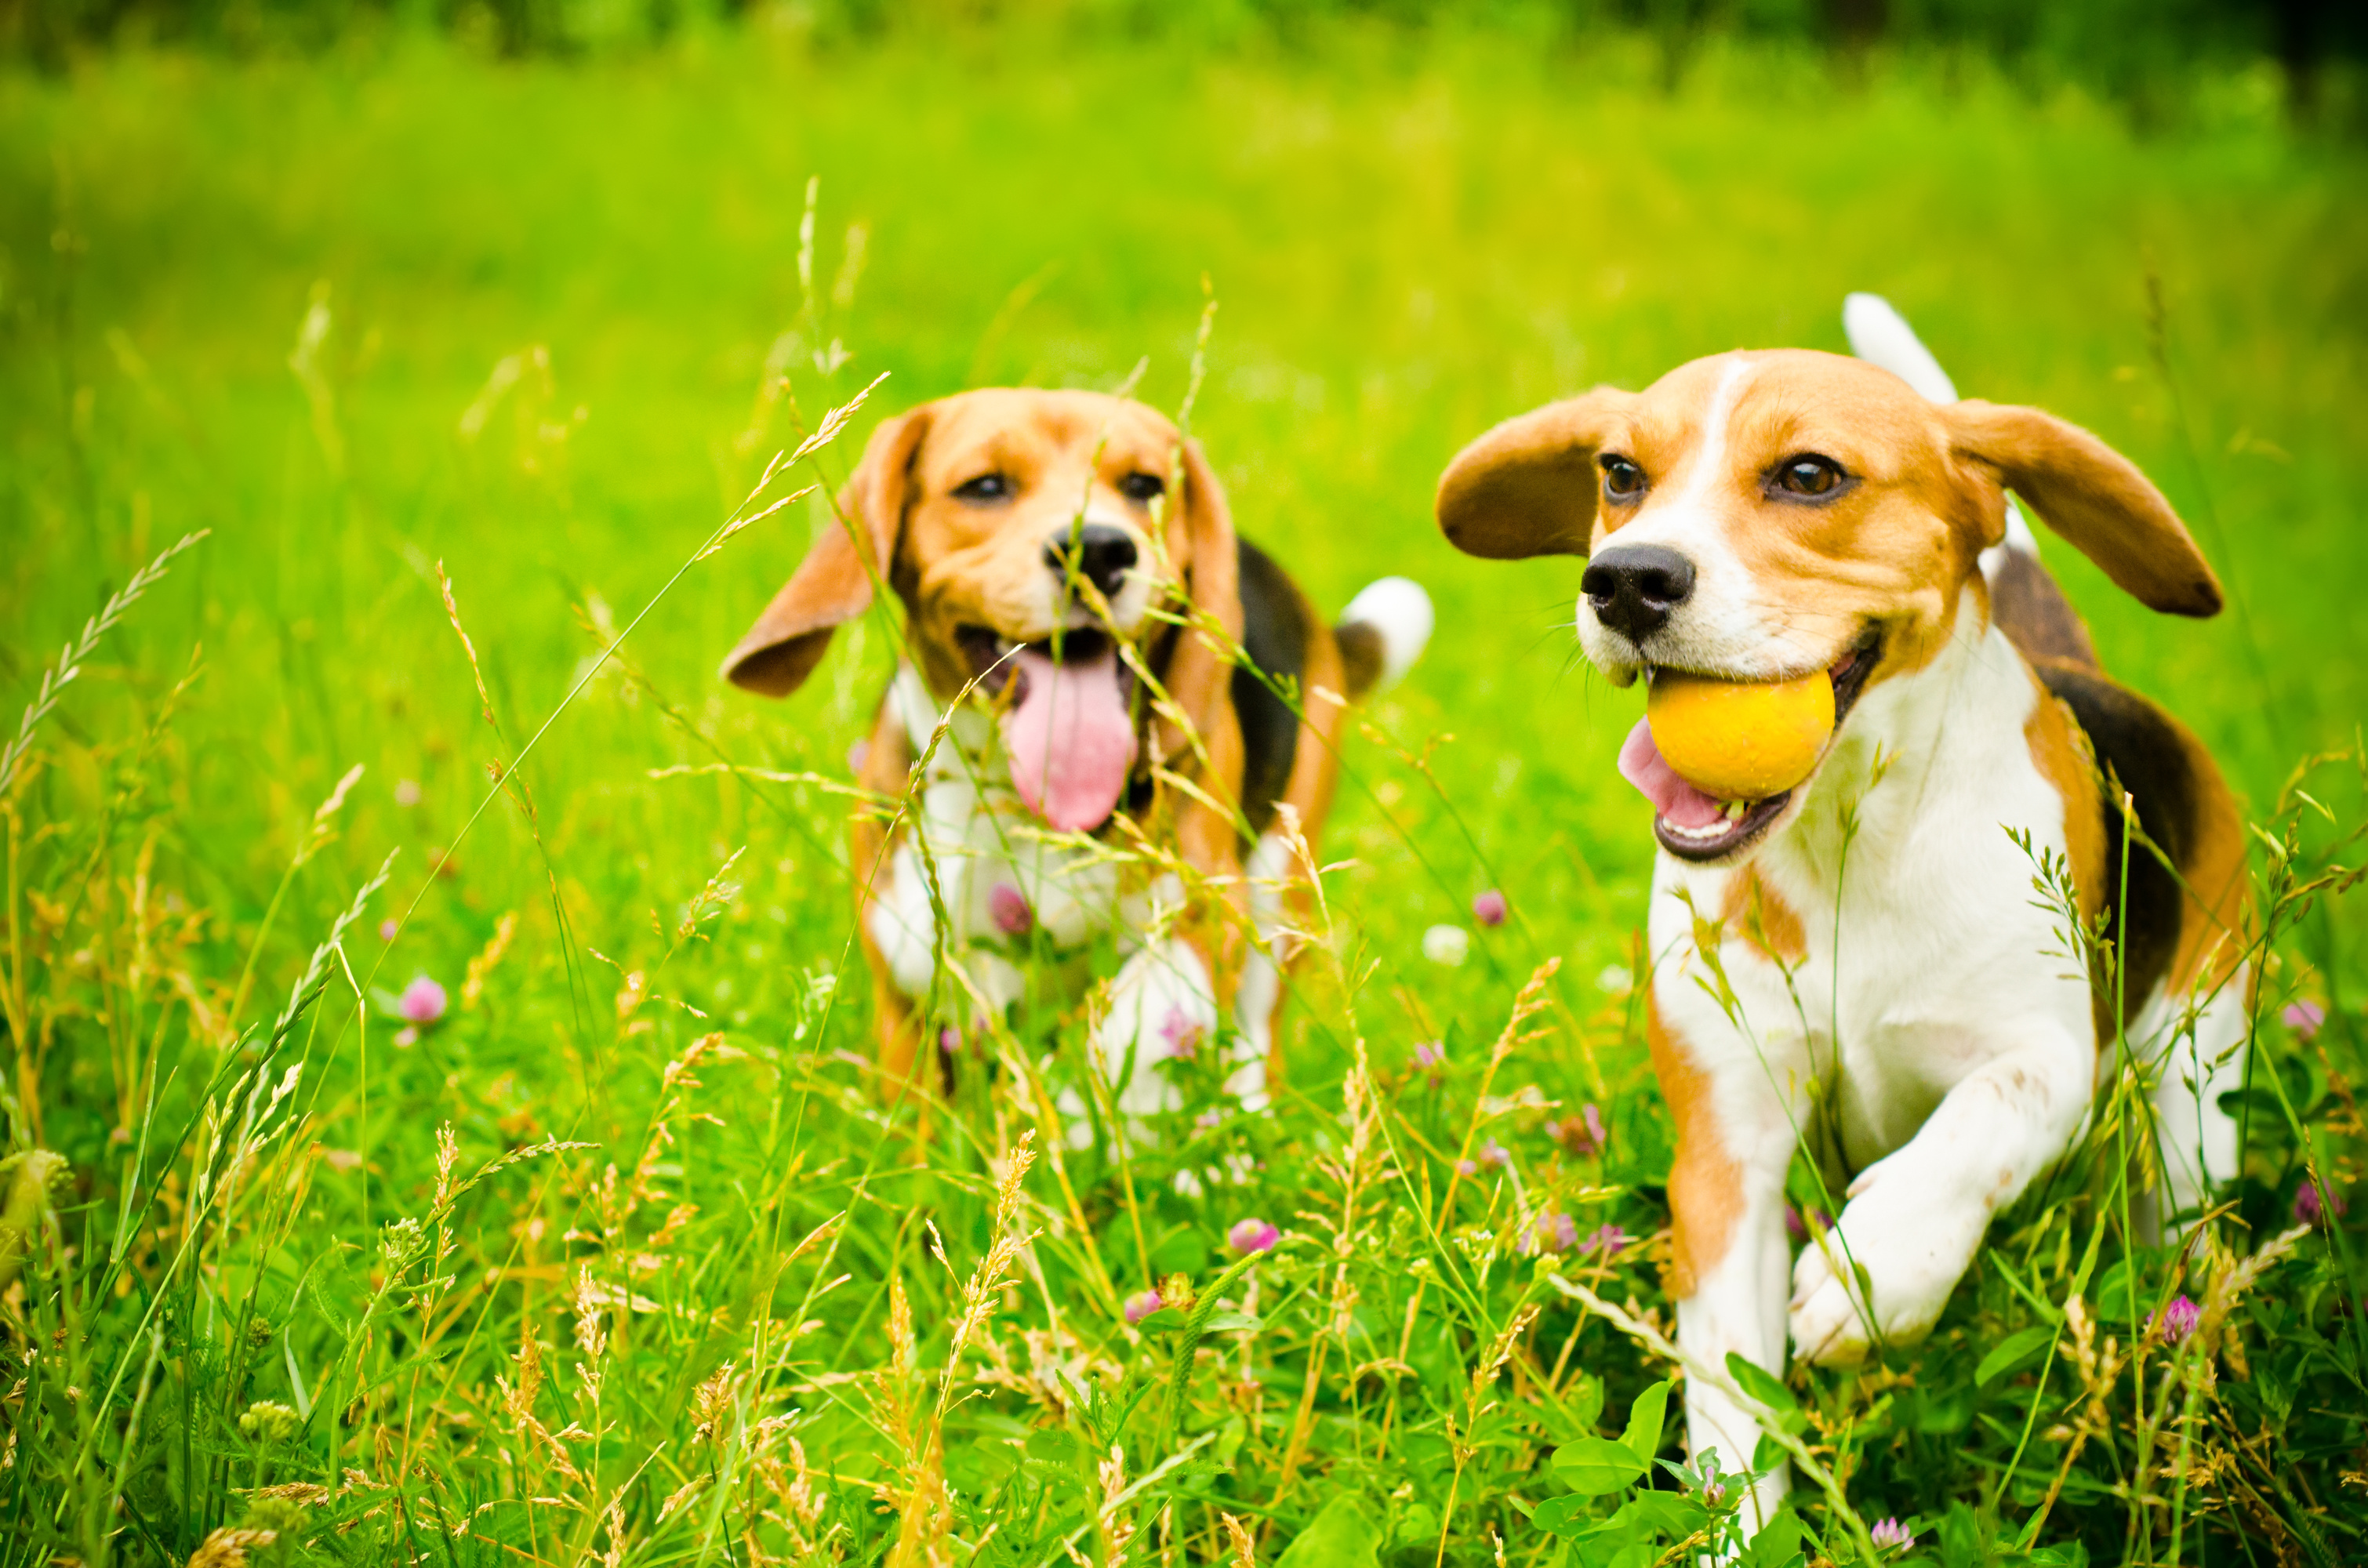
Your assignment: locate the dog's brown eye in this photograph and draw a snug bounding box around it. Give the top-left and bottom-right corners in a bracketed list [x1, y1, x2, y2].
[1118, 472, 1165, 503]
[1773, 455, 1846, 497]
[1600, 456, 1645, 500]
[953, 473, 1012, 503]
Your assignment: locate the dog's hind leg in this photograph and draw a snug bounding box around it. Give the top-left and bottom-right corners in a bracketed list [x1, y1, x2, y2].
[2141, 729, 2254, 1232]
[2141, 967, 2250, 1232]
[1226, 829, 1308, 1111]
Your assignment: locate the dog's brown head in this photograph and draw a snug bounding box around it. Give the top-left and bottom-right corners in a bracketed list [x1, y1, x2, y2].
[1436, 348, 2221, 860]
[723, 388, 1240, 832]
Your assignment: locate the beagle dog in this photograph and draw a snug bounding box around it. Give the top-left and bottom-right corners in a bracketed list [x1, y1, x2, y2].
[725, 388, 1431, 1118]
[1436, 300, 2250, 1530]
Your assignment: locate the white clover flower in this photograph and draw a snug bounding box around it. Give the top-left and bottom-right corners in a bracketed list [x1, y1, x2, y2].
[1422, 924, 1471, 967]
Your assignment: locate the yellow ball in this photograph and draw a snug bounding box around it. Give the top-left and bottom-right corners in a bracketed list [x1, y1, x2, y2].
[1646, 670, 1836, 800]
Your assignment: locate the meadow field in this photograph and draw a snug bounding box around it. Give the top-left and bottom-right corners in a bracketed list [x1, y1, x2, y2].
[2, 17, 2366, 1565]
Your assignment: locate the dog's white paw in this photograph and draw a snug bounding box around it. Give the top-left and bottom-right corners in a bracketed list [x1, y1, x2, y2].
[1786, 1241, 1880, 1366]
[1092, 938, 1219, 1120]
[1787, 1163, 1985, 1366]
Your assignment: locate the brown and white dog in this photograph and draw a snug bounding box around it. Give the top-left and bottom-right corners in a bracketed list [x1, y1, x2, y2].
[724, 388, 1430, 1117]
[1436, 299, 2250, 1528]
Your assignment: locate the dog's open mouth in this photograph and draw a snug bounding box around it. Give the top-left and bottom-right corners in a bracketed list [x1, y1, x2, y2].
[1621, 632, 1883, 863]
[955, 625, 1140, 833]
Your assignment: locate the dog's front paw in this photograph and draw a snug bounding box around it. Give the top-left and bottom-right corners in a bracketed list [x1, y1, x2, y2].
[1787, 1164, 1985, 1366]
[1093, 938, 1220, 1120]
[1785, 1241, 1880, 1366]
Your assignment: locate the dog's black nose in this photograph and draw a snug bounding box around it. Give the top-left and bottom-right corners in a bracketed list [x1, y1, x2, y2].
[1045, 524, 1139, 597]
[1582, 545, 1696, 644]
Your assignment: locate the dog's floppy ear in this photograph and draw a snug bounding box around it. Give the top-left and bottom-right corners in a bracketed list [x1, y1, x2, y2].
[1948, 401, 2221, 618]
[721, 405, 932, 696]
[1153, 435, 1248, 764]
[1436, 388, 1632, 560]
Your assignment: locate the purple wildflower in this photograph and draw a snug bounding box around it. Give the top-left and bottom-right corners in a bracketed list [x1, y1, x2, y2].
[846, 739, 870, 775]
[2282, 1000, 2326, 1041]
[1870, 1517, 1914, 1552]
[1158, 1006, 1204, 1060]
[393, 778, 423, 808]
[1785, 1204, 1833, 1243]
[939, 1025, 962, 1057]
[1581, 1224, 1628, 1259]
[1472, 889, 1508, 927]
[378, 919, 400, 942]
[1553, 1104, 1607, 1158]
[1228, 1218, 1280, 1254]
[1411, 1041, 1445, 1089]
[1124, 1288, 1165, 1326]
[2295, 1178, 2348, 1229]
[1531, 1212, 1579, 1254]
[2156, 1294, 2201, 1345]
[1458, 1139, 1509, 1178]
[399, 976, 448, 1025]
[987, 882, 1033, 937]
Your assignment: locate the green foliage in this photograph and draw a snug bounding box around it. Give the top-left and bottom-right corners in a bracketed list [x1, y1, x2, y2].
[5, 0, 2368, 139]
[1, 22, 2366, 1568]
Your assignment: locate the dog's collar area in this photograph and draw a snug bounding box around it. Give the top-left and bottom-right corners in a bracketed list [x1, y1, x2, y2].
[1651, 626, 1885, 864]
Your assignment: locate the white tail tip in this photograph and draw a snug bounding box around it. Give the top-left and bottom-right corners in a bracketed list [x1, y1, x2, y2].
[1341, 575, 1433, 692]
[1843, 292, 1959, 404]
[1846, 292, 2042, 570]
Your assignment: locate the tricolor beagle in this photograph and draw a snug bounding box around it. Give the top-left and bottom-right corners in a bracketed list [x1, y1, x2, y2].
[725, 388, 1431, 1120]
[1436, 299, 2250, 1530]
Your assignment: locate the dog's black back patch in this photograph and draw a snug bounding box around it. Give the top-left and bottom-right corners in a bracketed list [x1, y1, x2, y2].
[2035, 659, 2199, 1018]
[1234, 538, 1308, 838]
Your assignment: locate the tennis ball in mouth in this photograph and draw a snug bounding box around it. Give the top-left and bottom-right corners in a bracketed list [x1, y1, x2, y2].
[1645, 670, 1836, 801]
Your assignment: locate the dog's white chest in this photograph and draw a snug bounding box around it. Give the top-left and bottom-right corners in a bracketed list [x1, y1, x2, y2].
[1652, 623, 2097, 1168]
[864, 666, 1157, 1009]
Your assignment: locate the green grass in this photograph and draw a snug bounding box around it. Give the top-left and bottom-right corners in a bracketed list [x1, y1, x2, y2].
[2, 19, 2365, 1566]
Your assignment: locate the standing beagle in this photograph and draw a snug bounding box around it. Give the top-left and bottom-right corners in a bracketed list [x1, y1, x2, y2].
[1436, 302, 2249, 1530]
[725, 389, 1430, 1118]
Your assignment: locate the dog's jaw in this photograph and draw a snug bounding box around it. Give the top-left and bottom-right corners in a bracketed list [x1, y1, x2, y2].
[1608, 628, 1887, 868]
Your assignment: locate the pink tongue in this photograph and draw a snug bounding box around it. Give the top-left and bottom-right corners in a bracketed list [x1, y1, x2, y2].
[1618, 717, 1727, 831]
[1001, 646, 1139, 832]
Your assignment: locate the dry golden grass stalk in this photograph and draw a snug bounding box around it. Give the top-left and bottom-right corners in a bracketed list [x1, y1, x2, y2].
[460, 911, 519, 1011]
[937, 1131, 1041, 1416]
[184, 1527, 277, 1568]
[1220, 1512, 1256, 1568]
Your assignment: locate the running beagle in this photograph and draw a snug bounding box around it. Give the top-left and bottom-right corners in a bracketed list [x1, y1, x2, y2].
[725, 389, 1431, 1116]
[1436, 300, 2250, 1530]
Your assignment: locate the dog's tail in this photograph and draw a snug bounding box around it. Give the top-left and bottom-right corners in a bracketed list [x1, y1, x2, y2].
[1843, 292, 2098, 670]
[1335, 576, 1433, 700]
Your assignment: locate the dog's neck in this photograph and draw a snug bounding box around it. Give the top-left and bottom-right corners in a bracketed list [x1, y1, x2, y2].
[1750, 583, 2033, 891]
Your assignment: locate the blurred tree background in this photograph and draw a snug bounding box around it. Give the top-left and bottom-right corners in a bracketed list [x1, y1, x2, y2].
[3, 0, 2364, 136]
